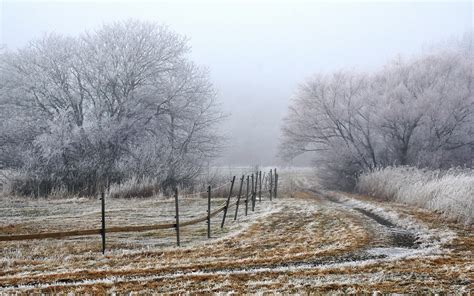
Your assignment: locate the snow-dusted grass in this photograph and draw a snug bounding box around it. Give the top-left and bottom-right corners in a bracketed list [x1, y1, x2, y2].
[108, 176, 161, 199]
[0, 173, 472, 294]
[356, 166, 474, 225]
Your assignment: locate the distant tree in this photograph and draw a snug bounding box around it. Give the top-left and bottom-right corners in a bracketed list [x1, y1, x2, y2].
[280, 71, 379, 189]
[0, 20, 224, 195]
[280, 33, 474, 189]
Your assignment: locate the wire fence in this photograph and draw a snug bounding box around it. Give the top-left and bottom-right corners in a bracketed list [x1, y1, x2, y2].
[0, 168, 280, 254]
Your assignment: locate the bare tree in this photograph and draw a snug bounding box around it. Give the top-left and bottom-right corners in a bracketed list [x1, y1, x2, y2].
[280, 71, 381, 189]
[280, 33, 474, 189]
[0, 20, 224, 196]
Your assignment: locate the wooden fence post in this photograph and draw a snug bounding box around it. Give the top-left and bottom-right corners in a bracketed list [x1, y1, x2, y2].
[207, 185, 211, 238]
[245, 175, 249, 216]
[275, 173, 278, 199]
[259, 171, 262, 202]
[274, 168, 277, 199]
[269, 169, 273, 201]
[251, 174, 256, 211]
[174, 188, 180, 246]
[234, 175, 244, 220]
[221, 176, 236, 228]
[100, 191, 106, 254]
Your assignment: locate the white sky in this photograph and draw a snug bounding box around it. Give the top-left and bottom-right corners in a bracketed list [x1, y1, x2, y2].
[1, 0, 472, 165]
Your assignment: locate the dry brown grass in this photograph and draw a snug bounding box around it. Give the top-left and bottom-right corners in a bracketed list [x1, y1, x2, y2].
[0, 189, 472, 294]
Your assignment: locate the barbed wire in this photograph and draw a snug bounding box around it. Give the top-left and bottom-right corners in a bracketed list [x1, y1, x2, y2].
[178, 181, 230, 198]
[175, 169, 273, 199]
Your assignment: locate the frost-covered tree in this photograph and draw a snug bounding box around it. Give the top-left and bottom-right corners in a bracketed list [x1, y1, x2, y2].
[0, 20, 224, 195]
[280, 71, 380, 189]
[280, 33, 474, 189]
[376, 41, 473, 167]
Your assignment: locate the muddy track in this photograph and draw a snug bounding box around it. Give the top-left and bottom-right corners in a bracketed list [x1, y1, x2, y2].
[0, 189, 471, 293]
[308, 188, 420, 249]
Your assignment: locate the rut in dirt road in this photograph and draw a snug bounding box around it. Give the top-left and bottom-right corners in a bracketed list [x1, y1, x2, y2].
[308, 189, 421, 249]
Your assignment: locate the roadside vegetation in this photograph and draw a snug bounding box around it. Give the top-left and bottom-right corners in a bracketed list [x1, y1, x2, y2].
[356, 166, 474, 225]
[280, 32, 473, 226]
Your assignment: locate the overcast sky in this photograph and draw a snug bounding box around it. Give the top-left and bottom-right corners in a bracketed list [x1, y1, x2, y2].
[1, 0, 472, 166]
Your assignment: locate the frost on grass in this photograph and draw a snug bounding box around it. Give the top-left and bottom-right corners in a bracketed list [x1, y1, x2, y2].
[0, 172, 472, 294]
[356, 166, 474, 225]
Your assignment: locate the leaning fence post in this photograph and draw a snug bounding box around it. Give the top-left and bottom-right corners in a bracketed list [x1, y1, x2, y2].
[234, 175, 244, 220]
[245, 175, 249, 216]
[259, 171, 262, 202]
[207, 185, 211, 238]
[221, 176, 235, 228]
[100, 191, 106, 254]
[174, 188, 180, 246]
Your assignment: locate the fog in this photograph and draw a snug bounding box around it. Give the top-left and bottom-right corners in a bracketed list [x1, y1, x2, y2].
[1, 0, 472, 166]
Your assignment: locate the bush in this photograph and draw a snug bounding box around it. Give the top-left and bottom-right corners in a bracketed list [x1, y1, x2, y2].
[356, 166, 474, 225]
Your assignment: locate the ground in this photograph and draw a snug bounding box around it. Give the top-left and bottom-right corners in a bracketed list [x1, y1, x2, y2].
[0, 173, 473, 294]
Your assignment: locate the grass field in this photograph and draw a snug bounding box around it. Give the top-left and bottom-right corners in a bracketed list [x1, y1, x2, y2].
[0, 169, 472, 294]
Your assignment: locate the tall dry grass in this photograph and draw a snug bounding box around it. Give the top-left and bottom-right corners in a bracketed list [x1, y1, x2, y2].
[108, 176, 161, 199]
[356, 166, 474, 225]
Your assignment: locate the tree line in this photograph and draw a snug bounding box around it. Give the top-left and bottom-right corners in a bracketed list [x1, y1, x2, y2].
[0, 20, 225, 196]
[280, 33, 473, 189]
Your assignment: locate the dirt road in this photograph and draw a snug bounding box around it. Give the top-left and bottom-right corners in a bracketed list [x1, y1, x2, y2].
[0, 188, 472, 294]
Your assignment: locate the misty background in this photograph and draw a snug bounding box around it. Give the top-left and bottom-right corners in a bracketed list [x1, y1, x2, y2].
[1, 0, 472, 166]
